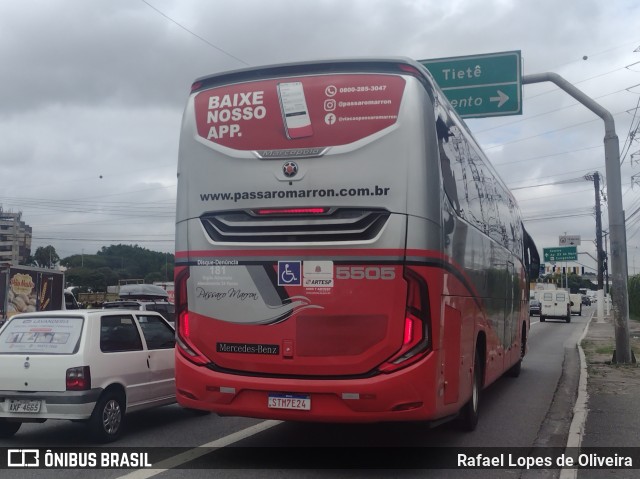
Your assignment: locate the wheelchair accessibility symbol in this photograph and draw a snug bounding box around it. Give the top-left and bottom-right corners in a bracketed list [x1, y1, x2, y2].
[278, 261, 301, 286]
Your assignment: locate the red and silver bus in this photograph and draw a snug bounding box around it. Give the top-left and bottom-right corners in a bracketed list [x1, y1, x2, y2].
[174, 58, 540, 430]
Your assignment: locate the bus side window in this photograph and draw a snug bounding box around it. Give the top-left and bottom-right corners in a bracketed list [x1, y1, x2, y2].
[437, 117, 461, 216]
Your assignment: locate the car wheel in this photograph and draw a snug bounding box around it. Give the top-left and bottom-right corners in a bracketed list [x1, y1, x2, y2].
[0, 420, 21, 438]
[459, 349, 482, 431]
[88, 390, 125, 443]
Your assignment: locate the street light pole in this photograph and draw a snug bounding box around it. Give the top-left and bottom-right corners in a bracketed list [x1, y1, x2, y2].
[523, 72, 632, 363]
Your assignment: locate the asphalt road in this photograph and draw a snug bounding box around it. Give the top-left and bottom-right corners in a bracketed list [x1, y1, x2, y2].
[1, 309, 592, 479]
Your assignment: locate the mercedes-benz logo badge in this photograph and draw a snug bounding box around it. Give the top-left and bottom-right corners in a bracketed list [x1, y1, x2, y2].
[283, 161, 298, 178]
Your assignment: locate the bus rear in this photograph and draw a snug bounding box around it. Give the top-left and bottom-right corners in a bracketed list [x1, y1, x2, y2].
[174, 59, 476, 423]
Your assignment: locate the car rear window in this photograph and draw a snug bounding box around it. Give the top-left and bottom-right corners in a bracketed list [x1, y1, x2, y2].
[145, 303, 175, 323]
[0, 316, 84, 354]
[100, 315, 143, 352]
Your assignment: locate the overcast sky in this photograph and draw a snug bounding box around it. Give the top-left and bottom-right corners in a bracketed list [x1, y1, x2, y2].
[1, 0, 640, 275]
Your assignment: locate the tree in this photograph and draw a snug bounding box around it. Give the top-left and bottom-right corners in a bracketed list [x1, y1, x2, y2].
[21, 255, 38, 267]
[33, 245, 60, 269]
[61, 244, 175, 292]
[145, 272, 164, 284]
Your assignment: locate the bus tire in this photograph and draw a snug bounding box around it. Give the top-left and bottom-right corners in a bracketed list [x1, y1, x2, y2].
[540, 315, 546, 322]
[0, 420, 21, 438]
[459, 349, 482, 431]
[88, 390, 125, 443]
[507, 325, 526, 378]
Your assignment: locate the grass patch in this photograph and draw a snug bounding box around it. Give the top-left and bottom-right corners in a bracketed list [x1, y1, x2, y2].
[595, 345, 615, 355]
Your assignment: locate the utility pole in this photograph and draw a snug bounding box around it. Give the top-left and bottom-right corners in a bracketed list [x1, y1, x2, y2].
[585, 172, 604, 290]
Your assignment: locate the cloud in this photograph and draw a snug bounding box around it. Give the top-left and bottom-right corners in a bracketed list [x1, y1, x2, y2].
[0, 0, 638, 276]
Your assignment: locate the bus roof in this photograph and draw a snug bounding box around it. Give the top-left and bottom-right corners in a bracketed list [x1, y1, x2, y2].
[190, 57, 436, 93]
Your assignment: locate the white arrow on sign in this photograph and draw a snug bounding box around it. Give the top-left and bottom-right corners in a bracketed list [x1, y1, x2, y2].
[490, 90, 509, 108]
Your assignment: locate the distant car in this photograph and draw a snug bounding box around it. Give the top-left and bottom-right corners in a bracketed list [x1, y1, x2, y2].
[0, 309, 176, 442]
[529, 299, 541, 316]
[570, 294, 582, 316]
[582, 296, 592, 306]
[103, 299, 175, 324]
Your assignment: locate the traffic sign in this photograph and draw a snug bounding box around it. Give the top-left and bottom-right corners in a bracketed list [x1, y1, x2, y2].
[420, 51, 522, 118]
[543, 246, 578, 262]
[559, 235, 581, 246]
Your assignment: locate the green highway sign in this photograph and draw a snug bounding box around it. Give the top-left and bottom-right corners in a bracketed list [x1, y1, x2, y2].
[543, 246, 578, 262]
[420, 51, 522, 119]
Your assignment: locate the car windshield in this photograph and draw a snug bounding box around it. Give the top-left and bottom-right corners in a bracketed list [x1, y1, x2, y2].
[0, 316, 84, 355]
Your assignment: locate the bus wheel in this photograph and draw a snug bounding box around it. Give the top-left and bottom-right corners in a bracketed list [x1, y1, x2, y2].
[507, 327, 526, 378]
[459, 349, 482, 431]
[540, 316, 546, 322]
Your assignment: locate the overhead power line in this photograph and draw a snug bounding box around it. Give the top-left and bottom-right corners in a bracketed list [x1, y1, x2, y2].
[510, 176, 588, 191]
[523, 212, 594, 222]
[141, 0, 249, 66]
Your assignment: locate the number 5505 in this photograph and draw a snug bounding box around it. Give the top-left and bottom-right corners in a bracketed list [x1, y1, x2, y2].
[335, 266, 395, 280]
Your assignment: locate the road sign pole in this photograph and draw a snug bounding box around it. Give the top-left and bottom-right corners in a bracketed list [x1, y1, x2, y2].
[524, 72, 632, 364]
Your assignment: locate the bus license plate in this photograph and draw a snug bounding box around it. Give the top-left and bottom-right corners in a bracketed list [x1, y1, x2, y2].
[268, 393, 310, 411]
[8, 400, 41, 413]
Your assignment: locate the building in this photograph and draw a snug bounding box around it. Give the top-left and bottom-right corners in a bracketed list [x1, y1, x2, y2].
[0, 208, 32, 265]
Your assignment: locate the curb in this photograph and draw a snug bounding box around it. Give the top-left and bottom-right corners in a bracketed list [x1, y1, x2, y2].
[559, 310, 593, 479]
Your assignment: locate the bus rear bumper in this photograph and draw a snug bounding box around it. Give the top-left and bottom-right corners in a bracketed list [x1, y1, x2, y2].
[175, 352, 456, 423]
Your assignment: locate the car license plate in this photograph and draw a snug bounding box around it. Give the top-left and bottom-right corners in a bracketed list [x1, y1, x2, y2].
[268, 393, 310, 411]
[8, 400, 41, 413]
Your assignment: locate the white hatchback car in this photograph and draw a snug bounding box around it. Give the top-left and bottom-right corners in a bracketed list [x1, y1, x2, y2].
[0, 309, 176, 442]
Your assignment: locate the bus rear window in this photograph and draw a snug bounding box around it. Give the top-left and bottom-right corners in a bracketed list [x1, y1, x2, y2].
[194, 74, 406, 151]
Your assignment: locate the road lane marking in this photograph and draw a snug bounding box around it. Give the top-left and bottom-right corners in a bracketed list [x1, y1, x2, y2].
[117, 419, 282, 478]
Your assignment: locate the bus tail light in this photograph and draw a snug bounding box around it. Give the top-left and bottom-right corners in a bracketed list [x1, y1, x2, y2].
[175, 267, 209, 366]
[378, 268, 431, 373]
